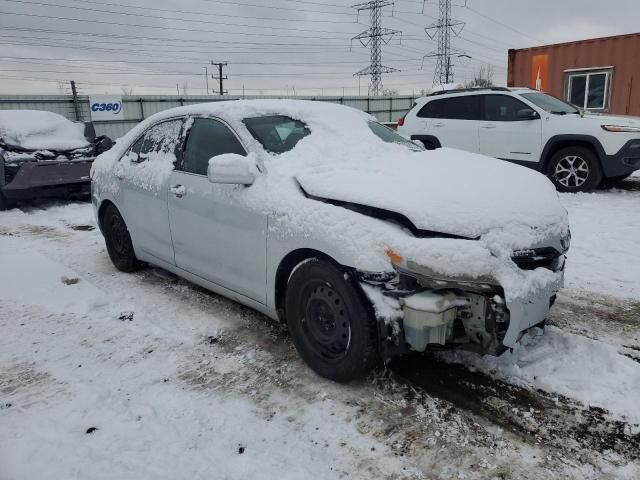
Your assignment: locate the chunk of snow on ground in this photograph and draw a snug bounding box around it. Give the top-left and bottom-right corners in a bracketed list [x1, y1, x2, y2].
[441, 326, 640, 423]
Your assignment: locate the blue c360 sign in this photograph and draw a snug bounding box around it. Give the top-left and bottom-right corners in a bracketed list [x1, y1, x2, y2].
[91, 101, 122, 114]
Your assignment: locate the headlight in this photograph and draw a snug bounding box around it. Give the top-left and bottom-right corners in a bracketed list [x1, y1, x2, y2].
[601, 125, 640, 133]
[561, 231, 571, 252]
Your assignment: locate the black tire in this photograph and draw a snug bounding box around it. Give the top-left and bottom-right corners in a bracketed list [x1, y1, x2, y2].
[102, 204, 140, 272]
[547, 146, 603, 192]
[285, 258, 381, 382]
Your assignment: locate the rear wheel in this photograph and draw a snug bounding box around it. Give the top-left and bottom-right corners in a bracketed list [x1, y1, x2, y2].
[102, 204, 140, 272]
[285, 258, 380, 382]
[547, 146, 602, 192]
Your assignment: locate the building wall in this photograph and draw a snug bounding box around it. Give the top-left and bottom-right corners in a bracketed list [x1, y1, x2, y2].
[508, 33, 640, 116]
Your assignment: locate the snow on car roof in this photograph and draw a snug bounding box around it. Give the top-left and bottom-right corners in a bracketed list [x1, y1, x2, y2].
[0, 110, 89, 151]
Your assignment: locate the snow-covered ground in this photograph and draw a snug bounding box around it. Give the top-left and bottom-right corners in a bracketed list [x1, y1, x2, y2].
[1, 177, 639, 479]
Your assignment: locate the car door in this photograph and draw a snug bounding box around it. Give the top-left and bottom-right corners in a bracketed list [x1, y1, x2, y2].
[167, 116, 268, 304]
[425, 95, 481, 152]
[116, 117, 185, 264]
[478, 94, 543, 163]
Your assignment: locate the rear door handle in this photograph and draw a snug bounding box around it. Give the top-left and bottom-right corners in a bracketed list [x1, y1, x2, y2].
[169, 184, 186, 198]
[481, 124, 497, 129]
[432, 122, 445, 128]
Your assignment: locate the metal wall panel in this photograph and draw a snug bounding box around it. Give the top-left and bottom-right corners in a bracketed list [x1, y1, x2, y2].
[0, 94, 417, 139]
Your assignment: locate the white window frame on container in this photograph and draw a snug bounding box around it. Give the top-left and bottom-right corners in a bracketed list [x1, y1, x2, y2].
[564, 67, 613, 112]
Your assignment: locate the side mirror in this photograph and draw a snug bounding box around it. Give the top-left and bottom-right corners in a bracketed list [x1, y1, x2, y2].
[207, 153, 256, 185]
[516, 108, 540, 120]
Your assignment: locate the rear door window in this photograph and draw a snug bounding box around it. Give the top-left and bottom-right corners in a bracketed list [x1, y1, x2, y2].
[180, 118, 246, 176]
[440, 96, 482, 120]
[127, 119, 184, 164]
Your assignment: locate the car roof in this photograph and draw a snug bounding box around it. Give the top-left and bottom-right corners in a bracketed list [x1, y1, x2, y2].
[415, 87, 539, 105]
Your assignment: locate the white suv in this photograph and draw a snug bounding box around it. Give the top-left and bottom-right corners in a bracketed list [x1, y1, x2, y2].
[397, 87, 640, 192]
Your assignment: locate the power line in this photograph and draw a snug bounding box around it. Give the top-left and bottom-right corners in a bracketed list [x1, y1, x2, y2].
[461, 3, 544, 45]
[0, 0, 363, 35]
[352, 1, 401, 96]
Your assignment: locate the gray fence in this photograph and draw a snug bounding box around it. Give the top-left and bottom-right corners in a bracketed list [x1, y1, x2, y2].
[0, 94, 417, 139]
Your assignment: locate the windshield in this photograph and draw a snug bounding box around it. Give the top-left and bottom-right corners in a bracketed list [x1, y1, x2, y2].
[520, 92, 580, 115]
[368, 121, 424, 151]
[243, 115, 310, 154]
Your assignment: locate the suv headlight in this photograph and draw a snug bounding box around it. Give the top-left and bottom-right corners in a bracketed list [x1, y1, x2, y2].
[601, 125, 640, 133]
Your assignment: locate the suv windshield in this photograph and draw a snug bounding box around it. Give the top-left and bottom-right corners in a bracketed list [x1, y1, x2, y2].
[368, 121, 423, 151]
[520, 92, 580, 115]
[243, 115, 310, 154]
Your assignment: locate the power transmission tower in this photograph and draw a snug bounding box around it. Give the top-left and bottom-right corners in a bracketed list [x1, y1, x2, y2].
[211, 61, 228, 95]
[351, 1, 401, 96]
[423, 0, 466, 86]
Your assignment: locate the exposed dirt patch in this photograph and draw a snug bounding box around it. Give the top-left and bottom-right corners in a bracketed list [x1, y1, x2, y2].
[389, 353, 640, 461]
[0, 363, 67, 408]
[549, 291, 640, 351]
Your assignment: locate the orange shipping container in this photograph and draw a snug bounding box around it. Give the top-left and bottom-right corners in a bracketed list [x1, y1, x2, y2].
[508, 32, 640, 116]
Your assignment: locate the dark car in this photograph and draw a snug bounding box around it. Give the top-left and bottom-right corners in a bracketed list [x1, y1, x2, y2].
[0, 110, 113, 209]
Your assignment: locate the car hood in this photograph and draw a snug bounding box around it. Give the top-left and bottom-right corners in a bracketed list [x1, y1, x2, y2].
[295, 147, 568, 240]
[580, 112, 640, 127]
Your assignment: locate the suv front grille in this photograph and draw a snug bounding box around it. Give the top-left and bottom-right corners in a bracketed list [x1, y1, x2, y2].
[511, 247, 562, 271]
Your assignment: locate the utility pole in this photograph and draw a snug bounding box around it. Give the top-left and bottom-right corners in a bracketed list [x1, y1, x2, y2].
[211, 61, 228, 95]
[351, 1, 401, 96]
[70, 80, 80, 121]
[204, 65, 209, 94]
[423, 0, 466, 86]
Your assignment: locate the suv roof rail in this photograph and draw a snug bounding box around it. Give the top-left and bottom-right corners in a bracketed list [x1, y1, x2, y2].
[427, 86, 511, 97]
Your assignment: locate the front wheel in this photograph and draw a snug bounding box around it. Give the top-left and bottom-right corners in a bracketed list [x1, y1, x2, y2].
[547, 146, 602, 192]
[285, 258, 380, 382]
[102, 204, 140, 272]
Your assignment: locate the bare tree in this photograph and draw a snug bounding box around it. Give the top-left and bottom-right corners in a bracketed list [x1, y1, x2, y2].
[181, 82, 189, 96]
[464, 65, 495, 88]
[56, 80, 68, 95]
[121, 86, 134, 96]
[382, 88, 399, 96]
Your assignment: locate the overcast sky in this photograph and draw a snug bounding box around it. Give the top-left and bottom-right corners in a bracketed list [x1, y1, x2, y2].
[1, 0, 638, 96]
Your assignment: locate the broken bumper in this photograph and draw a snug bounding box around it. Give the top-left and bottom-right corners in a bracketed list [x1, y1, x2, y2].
[2, 158, 93, 199]
[502, 272, 564, 347]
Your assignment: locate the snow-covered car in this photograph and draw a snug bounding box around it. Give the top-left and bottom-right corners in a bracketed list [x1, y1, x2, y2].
[91, 100, 570, 382]
[397, 87, 640, 192]
[0, 110, 113, 209]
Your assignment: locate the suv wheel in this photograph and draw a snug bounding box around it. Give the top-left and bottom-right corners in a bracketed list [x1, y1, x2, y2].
[285, 258, 380, 382]
[548, 146, 602, 192]
[102, 204, 141, 272]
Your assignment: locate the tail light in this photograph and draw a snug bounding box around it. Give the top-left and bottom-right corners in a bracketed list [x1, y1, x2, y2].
[398, 115, 406, 127]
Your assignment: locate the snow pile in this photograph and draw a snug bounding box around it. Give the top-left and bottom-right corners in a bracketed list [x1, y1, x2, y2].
[560, 189, 640, 299]
[0, 110, 89, 150]
[92, 99, 568, 304]
[441, 326, 640, 423]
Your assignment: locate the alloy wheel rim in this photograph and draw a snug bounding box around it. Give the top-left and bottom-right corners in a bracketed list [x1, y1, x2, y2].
[301, 282, 351, 361]
[555, 155, 589, 188]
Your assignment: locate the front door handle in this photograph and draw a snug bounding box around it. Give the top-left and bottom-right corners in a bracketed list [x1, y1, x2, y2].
[432, 122, 445, 128]
[481, 124, 497, 129]
[170, 184, 186, 198]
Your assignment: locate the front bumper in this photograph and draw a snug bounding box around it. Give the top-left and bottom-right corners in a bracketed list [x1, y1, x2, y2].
[1, 158, 93, 199]
[502, 271, 563, 347]
[603, 139, 640, 177]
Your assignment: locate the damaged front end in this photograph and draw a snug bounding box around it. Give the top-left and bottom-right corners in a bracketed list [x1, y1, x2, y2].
[357, 248, 565, 359]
